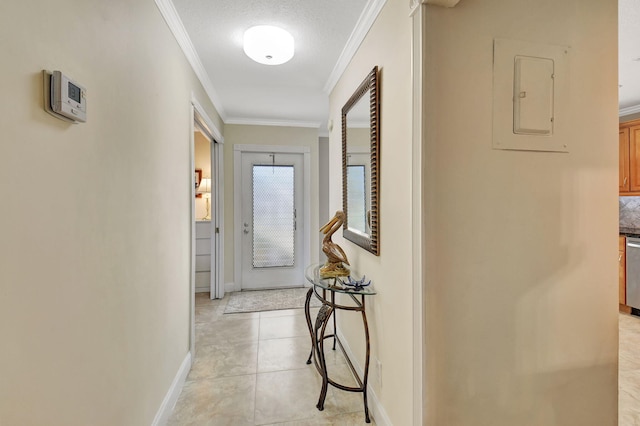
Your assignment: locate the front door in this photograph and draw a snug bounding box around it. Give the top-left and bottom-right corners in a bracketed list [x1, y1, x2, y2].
[240, 152, 304, 289]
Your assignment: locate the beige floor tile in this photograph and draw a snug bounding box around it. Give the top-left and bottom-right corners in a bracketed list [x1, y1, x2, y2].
[260, 308, 306, 318]
[620, 313, 640, 424]
[195, 292, 219, 307]
[189, 340, 258, 380]
[259, 314, 312, 340]
[620, 348, 640, 373]
[254, 369, 343, 425]
[194, 305, 223, 324]
[196, 305, 261, 323]
[263, 411, 375, 425]
[168, 374, 255, 426]
[619, 411, 640, 426]
[258, 336, 347, 374]
[258, 336, 313, 373]
[196, 318, 259, 346]
[222, 311, 262, 321]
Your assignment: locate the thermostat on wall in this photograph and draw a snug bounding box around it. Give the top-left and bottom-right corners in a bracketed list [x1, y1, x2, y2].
[46, 70, 87, 123]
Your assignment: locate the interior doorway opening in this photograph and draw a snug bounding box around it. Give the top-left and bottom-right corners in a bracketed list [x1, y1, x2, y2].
[193, 113, 223, 299]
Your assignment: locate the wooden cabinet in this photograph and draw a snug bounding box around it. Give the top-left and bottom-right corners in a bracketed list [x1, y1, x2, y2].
[620, 236, 626, 307]
[619, 120, 640, 194]
[620, 128, 630, 192]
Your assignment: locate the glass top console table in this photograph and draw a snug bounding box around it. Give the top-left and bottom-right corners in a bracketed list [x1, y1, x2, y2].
[303, 264, 376, 423]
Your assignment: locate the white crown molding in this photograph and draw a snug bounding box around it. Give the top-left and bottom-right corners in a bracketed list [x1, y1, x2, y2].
[410, 0, 461, 15]
[620, 104, 640, 117]
[225, 117, 321, 128]
[323, 0, 388, 95]
[425, 0, 461, 6]
[154, 0, 227, 121]
[233, 144, 311, 153]
[192, 93, 224, 143]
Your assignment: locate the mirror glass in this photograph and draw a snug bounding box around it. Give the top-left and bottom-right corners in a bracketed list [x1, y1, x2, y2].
[346, 96, 371, 235]
[342, 66, 379, 255]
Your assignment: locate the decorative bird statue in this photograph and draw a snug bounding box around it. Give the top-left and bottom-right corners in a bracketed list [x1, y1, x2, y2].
[319, 211, 350, 277]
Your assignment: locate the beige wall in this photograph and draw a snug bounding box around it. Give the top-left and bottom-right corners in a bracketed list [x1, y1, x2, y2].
[423, 0, 619, 424]
[222, 124, 320, 286]
[346, 127, 370, 149]
[328, 0, 414, 423]
[0, 1, 222, 424]
[319, 136, 330, 233]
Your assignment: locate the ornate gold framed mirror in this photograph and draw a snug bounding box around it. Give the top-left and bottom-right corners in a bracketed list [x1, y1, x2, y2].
[342, 66, 379, 255]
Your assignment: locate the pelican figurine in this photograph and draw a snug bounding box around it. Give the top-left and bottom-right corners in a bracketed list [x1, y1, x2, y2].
[319, 211, 350, 277]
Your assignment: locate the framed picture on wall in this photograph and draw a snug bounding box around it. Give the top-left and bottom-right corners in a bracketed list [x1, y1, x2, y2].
[195, 169, 202, 190]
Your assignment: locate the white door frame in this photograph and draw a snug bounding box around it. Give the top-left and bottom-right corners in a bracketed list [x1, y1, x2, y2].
[190, 95, 224, 355]
[193, 116, 224, 299]
[210, 141, 224, 299]
[233, 144, 311, 292]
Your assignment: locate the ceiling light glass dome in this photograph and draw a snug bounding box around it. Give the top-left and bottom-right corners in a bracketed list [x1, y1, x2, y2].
[243, 25, 294, 65]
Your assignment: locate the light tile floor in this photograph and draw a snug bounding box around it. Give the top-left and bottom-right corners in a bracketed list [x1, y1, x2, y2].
[619, 312, 640, 426]
[168, 293, 375, 426]
[172, 297, 640, 425]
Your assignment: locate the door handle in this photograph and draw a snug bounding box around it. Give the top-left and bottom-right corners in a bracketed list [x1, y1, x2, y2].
[624, 177, 628, 186]
[620, 254, 623, 262]
[627, 243, 640, 248]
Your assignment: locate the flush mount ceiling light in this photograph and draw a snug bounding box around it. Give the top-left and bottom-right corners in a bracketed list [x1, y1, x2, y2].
[243, 25, 294, 65]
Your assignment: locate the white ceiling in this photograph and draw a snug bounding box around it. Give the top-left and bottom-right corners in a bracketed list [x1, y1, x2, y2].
[620, 0, 640, 115]
[171, 0, 640, 125]
[171, 0, 369, 129]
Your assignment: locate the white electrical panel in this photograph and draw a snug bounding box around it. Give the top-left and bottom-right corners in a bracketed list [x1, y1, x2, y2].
[513, 55, 554, 135]
[492, 38, 569, 152]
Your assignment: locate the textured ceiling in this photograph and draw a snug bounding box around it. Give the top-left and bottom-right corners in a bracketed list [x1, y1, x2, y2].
[171, 0, 368, 128]
[619, 0, 640, 112]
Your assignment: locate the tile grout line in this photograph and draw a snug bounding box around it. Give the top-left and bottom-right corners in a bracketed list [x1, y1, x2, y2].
[254, 314, 262, 425]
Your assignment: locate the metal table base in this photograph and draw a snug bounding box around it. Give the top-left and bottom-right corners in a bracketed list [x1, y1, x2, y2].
[304, 283, 372, 423]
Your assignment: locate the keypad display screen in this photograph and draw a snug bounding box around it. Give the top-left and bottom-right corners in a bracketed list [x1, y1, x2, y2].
[68, 82, 81, 103]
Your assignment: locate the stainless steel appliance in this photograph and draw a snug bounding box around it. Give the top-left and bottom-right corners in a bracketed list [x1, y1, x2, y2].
[626, 237, 640, 310]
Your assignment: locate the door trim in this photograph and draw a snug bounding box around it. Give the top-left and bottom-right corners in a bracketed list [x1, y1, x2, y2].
[233, 144, 311, 292]
[190, 94, 224, 357]
[410, 6, 425, 425]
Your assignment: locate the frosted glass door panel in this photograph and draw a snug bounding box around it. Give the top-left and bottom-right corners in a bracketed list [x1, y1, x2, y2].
[347, 165, 367, 234]
[240, 151, 305, 290]
[252, 165, 295, 268]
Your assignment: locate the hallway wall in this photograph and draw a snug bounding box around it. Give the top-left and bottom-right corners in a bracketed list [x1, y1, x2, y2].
[423, 0, 619, 424]
[328, 0, 414, 423]
[0, 0, 222, 424]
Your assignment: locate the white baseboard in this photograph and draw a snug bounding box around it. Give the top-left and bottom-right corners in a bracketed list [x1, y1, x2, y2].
[225, 281, 240, 292]
[335, 328, 392, 426]
[152, 351, 192, 426]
